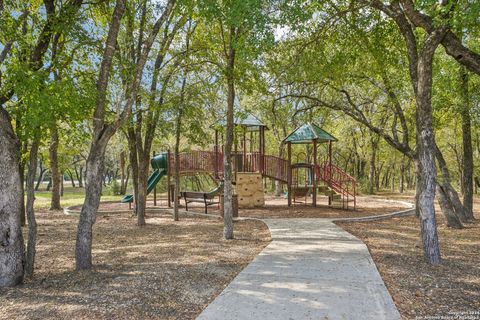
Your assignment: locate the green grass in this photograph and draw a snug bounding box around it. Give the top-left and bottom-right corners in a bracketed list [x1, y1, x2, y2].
[33, 187, 121, 210]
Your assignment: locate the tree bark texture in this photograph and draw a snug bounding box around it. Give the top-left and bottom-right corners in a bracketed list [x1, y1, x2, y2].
[49, 124, 62, 210]
[415, 37, 442, 265]
[136, 153, 148, 226]
[435, 145, 468, 223]
[174, 113, 182, 222]
[25, 137, 40, 277]
[76, 140, 110, 270]
[19, 162, 26, 226]
[399, 158, 405, 193]
[0, 109, 25, 287]
[75, 0, 126, 270]
[459, 67, 474, 220]
[223, 27, 236, 240]
[127, 127, 139, 213]
[120, 151, 126, 195]
[368, 136, 378, 194]
[436, 184, 463, 229]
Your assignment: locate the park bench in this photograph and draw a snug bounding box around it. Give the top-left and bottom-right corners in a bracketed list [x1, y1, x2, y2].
[181, 181, 224, 214]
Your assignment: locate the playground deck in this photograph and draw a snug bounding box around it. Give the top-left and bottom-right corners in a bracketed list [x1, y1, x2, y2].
[169, 150, 357, 209]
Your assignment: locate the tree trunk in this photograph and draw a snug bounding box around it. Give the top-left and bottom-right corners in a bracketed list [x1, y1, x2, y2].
[368, 137, 378, 194]
[75, 0, 126, 270]
[75, 140, 110, 270]
[124, 167, 130, 195]
[435, 145, 468, 223]
[49, 124, 62, 210]
[35, 166, 47, 191]
[415, 42, 441, 265]
[19, 161, 26, 226]
[0, 109, 25, 287]
[173, 57, 190, 221]
[75, 166, 84, 188]
[25, 137, 40, 277]
[136, 154, 148, 226]
[67, 169, 76, 187]
[174, 113, 182, 221]
[459, 67, 474, 220]
[223, 27, 236, 240]
[127, 127, 139, 213]
[60, 172, 64, 196]
[436, 184, 463, 229]
[399, 158, 405, 193]
[120, 151, 126, 195]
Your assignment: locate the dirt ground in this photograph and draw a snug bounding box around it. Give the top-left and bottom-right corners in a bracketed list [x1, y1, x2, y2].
[0, 211, 270, 320]
[93, 194, 411, 219]
[338, 196, 480, 320]
[3, 193, 473, 320]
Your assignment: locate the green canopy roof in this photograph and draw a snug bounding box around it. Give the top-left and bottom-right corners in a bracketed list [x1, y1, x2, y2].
[283, 123, 337, 144]
[214, 113, 267, 131]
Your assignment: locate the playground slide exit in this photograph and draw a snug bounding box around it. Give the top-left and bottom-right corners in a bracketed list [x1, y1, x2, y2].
[121, 153, 168, 204]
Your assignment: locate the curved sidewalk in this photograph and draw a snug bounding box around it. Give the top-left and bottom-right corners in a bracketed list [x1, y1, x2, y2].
[197, 219, 400, 320]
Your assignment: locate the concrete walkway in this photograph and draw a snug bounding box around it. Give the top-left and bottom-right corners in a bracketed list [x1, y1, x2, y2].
[197, 219, 400, 320]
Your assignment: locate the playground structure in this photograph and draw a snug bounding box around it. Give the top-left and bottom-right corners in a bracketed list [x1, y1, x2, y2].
[122, 115, 357, 210]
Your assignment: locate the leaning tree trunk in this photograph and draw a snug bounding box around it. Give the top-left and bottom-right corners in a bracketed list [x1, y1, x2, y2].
[75, 166, 84, 188]
[75, 140, 110, 270]
[35, 167, 47, 191]
[436, 184, 463, 229]
[223, 27, 236, 240]
[67, 169, 76, 187]
[415, 42, 441, 265]
[25, 137, 40, 277]
[49, 124, 62, 210]
[459, 66, 474, 220]
[435, 145, 468, 223]
[76, 0, 126, 270]
[0, 109, 25, 287]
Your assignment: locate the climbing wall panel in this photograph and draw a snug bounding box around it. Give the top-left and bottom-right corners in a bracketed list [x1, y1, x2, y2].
[235, 173, 265, 208]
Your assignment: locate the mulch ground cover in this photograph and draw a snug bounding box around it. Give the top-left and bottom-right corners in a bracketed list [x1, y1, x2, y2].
[94, 194, 411, 219]
[0, 211, 270, 320]
[338, 197, 480, 320]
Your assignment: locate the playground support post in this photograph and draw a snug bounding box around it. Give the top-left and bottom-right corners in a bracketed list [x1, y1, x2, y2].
[243, 128, 246, 172]
[259, 126, 265, 175]
[313, 139, 317, 207]
[328, 141, 333, 181]
[287, 142, 292, 206]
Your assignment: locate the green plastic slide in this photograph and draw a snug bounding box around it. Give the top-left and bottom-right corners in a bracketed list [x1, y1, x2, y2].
[121, 153, 168, 203]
